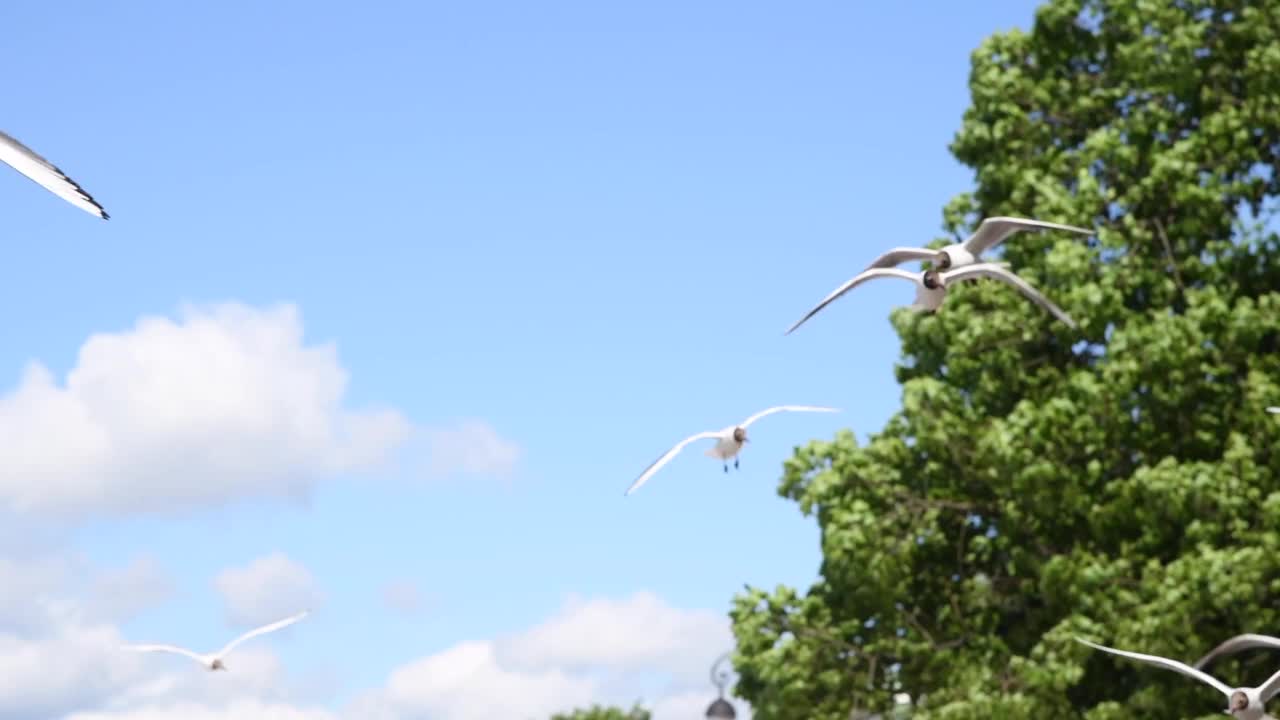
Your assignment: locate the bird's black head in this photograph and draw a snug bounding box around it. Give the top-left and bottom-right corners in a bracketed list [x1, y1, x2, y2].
[732, 427, 747, 443]
[211, 659, 227, 671]
[933, 250, 953, 270]
[922, 269, 943, 290]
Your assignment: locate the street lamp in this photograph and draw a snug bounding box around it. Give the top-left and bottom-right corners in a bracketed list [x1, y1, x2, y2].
[705, 652, 737, 719]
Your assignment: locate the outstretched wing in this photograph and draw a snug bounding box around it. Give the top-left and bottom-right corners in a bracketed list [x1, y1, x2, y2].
[785, 267, 920, 335]
[739, 405, 840, 429]
[963, 216, 1092, 257]
[217, 610, 310, 657]
[1194, 633, 1280, 670]
[625, 431, 722, 496]
[942, 262, 1077, 329]
[0, 130, 109, 219]
[1075, 637, 1232, 698]
[862, 247, 936, 270]
[122, 644, 207, 665]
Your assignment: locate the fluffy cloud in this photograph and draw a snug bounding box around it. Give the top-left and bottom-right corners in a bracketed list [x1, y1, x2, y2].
[215, 553, 322, 628]
[380, 580, 427, 616]
[354, 591, 751, 720]
[496, 591, 732, 684]
[89, 557, 174, 624]
[0, 303, 411, 518]
[65, 700, 338, 720]
[422, 420, 521, 479]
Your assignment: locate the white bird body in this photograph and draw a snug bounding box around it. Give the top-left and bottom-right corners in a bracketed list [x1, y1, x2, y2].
[0, 130, 109, 219]
[705, 432, 746, 461]
[1268, 407, 1279, 414]
[863, 216, 1093, 272]
[625, 405, 840, 495]
[1077, 637, 1280, 719]
[123, 610, 309, 672]
[786, 262, 1076, 335]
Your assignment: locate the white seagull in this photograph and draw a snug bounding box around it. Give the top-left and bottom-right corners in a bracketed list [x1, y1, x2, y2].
[863, 216, 1092, 271]
[785, 262, 1077, 335]
[624, 405, 840, 496]
[1268, 407, 1279, 414]
[1, 129, 109, 219]
[1196, 634, 1280, 670]
[1076, 637, 1280, 719]
[122, 610, 309, 671]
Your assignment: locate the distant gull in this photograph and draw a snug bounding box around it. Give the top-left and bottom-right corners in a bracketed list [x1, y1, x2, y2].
[123, 610, 309, 671]
[1268, 407, 1279, 414]
[624, 405, 839, 496]
[0, 129, 109, 219]
[863, 216, 1092, 271]
[785, 262, 1077, 335]
[1076, 636, 1280, 719]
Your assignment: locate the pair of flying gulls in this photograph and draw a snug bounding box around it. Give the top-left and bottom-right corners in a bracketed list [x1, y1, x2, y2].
[1, 129, 109, 219]
[786, 216, 1094, 334]
[123, 610, 309, 672]
[1077, 633, 1280, 719]
[626, 218, 1093, 495]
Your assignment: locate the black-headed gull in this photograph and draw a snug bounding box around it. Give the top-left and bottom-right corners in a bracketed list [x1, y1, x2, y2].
[1196, 634, 1280, 670]
[785, 262, 1076, 335]
[122, 610, 309, 671]
[864, 216, 1092, 271]
[624, 405, 839, 496]
[1, 129, 109, 219]
[1077, 637, 1280, 719]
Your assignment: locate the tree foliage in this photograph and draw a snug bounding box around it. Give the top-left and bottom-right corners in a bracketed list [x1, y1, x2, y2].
[550, 703, 652, 720]
[730, 0, 1280, 718]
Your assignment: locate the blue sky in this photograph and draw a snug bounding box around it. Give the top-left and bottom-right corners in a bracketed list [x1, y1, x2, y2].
[0, 1, 1046, 717]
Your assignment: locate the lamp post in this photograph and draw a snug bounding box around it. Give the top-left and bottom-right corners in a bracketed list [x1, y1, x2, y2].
[705, 652, 737, 719]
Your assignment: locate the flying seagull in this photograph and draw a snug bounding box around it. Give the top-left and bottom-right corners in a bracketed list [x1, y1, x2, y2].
[785, 262, 1076, 335]
[1196, 634, 1280, 670]
[1268, 407, 1279, 414]
[1076, 637, 1280, 720]
[122, 610, 309, 671]
[0, 130, 109, 219]
[863, 216, 1092, 271]
[624, 405, 839, 496]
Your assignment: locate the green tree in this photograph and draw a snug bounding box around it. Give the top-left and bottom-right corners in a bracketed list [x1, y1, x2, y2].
[550, 703, 652, 720]
[729, 0, 1280, 718]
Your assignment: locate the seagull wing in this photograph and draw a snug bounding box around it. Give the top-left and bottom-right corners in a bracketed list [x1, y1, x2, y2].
[785, 267, 920, 335]
[0, 130, 109, 219]
[941, 262, 1077, 328]
[1075, 638, 1232, 697]
[216, 610, 310, 657]
[1256, 665, 1280, 702]
[963, 216, 1092, 256]
[739, 405, 840, 429]
[862, 247, 937, 270]
[625, 431, 723, 496]
[122, 644, 207, 665]
[1268, 407, 1279, 414]
[1193, 634, 1280, 669]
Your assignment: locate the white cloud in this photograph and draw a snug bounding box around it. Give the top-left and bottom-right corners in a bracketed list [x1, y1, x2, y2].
[355, 641, 597, 720]
[497, 591, 732, 684]
[88, 557, 174, 623]
[65, 700, 338, 720]
[215, 552, 322, 628]
[0, 303, 412, 519]
[380, 580, 426, 616]
[422, 420, 521, 479]
[355, 591, 751, 720]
